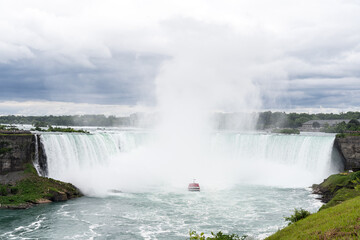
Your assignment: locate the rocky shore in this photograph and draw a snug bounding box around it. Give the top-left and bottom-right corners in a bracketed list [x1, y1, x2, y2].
[0, 164, 82, 209]
[312, 171, 360, 210]
[266, 172, 360, 239]
[0, 131, 82, 209]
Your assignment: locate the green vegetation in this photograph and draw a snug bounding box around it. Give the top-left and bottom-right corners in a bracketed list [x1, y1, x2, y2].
[32, 125, 89, 134]
[189, 231, 247, 240]
[24, 163, 38, 175]
[323, 187, 360, 209]
[264, 171, 360, 239]
[0, 147, 12, 155]
[46, 126, 89, 134]
[336, 132, 360, 138]
[0, 164, 81, 208]
[32, 120, 49, 128]
[0, 133, 32, 136]
[0, 111, 360, 130]
[313, 171, 360, 210]
[325, 119, 360, 135]
[257, 111, 360, 129]
[0, 125, 19, 131]
[284, 208, 311, 225]
[189, 171, 360, 239]
[265, 195, 360, 240]
[271, 128, 300, 134]
[0, 114, 133, 127]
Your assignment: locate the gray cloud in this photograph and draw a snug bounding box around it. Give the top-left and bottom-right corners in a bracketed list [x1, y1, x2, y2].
[0, 0, 360, 115]
[0, 51, 165, 105]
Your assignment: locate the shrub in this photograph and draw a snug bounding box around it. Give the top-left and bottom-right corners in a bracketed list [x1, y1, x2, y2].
[349, 119, 360, 126]
[312, 121, 321, 128]
[189, 230, 247, 240]
[0, 185, 8, 196]
[284, 208, 311, 225]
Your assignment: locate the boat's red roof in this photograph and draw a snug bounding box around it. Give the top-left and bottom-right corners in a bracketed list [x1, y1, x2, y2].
[188, 183, 200, 187]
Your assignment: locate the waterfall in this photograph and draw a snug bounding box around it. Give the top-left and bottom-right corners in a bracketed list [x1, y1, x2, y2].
[39, 131, 341, 195]
[33, 134, 41, 175]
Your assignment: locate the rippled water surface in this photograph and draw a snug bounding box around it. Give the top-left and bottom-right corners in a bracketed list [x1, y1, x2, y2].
[0, 185, 322, 240]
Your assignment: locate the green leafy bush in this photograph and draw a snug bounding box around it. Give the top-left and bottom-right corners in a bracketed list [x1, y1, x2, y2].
[325, 119, 360, 134]
[189, 230, 247, 240]
[284, 208, 311, 225]
[0, 185, 8, 196]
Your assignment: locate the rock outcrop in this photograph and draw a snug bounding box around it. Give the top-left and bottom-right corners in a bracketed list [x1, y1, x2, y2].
[335, 136, 360, 171]
[0, 168, 82, 209]
[0, 132, 47, 175]
[312, 171, 360, 210]
[0, 132, 34, 174]
[0, 132, 82, 209]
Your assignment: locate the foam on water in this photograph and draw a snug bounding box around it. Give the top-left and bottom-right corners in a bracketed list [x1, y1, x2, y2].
[0, 187, 324, 239]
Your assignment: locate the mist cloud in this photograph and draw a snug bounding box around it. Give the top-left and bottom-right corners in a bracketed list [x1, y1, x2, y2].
[0, 0, 360, 115]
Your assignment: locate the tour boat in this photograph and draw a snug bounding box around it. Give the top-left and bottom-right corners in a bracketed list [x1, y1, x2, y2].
[188, 180, 200, 192]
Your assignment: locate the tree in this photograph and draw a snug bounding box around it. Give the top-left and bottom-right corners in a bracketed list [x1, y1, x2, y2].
[312, 121, 321, 128]
[349, 119, 360, 126]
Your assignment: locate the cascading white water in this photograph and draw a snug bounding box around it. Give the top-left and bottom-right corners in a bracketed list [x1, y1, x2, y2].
[39, 131, 340, 195]
[33, 134, 41, 175]
[209, 133, 340, 187]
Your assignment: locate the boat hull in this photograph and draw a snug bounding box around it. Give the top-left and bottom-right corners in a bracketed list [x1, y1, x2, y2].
[188, 187, 200, 192]
[188, 183, 200, 192]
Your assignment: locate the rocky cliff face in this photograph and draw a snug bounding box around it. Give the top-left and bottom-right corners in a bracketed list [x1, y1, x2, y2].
[0, 133, 36, 174]
[335, 136, 360, 171]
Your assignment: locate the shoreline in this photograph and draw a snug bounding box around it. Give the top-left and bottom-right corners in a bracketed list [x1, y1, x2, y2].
[0, 165, 82, 210]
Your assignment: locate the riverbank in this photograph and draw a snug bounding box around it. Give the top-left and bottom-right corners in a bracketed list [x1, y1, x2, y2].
[265, 171, 360, 239]
[0, 164, 82, 209]
[265, 195, 360, 239]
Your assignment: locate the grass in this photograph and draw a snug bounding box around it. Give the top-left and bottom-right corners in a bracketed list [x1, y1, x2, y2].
[317, 172, 359, 193]
[266, 171, 360, 239]
[0, 164, 81, 207]
[322, 188, 360, 210]
[193, 172, 360, 239]
[265, 195, 360, 240]
[313, 171, 360, 210]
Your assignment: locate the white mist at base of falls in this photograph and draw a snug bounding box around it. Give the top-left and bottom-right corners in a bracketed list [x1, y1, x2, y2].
[39, 131, 340, 196]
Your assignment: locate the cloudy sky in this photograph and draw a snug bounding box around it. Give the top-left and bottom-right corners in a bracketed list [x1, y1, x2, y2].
[0, 0, 360, 115]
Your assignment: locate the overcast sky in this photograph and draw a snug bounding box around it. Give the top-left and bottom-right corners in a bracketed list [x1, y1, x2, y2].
[0, 0, 360, 115]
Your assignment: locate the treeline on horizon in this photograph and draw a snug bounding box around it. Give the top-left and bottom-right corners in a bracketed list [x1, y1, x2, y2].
[256, 111, 360, 129]
[0, 111, 359, 129]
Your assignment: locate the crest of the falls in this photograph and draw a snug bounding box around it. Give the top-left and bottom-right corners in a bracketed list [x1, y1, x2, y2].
[39, 131, 340, 195]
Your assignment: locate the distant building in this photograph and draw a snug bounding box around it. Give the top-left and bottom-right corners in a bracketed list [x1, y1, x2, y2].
[301, 119, 352, 131]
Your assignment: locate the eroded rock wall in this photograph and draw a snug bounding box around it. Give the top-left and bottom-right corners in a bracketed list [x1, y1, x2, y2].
[0, 133, 35, 174]
[335, 136, 360, 171]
